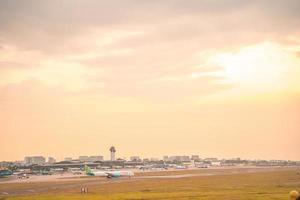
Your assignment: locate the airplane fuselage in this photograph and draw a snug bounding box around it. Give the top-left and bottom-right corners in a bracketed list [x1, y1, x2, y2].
[86, 170, 134, 178]
[84, 165, 134, 178]
[106, 171, 134, 178]
[0, 170, 12, 177]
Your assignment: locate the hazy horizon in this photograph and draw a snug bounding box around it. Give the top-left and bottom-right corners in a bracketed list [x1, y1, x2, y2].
[1, 0, 300, 161]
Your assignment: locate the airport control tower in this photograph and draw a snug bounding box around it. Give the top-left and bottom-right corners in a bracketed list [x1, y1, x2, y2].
[110, 146, 116, 161]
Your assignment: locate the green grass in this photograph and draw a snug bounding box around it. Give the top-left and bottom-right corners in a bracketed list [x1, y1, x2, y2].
[1, 168, 300, 200]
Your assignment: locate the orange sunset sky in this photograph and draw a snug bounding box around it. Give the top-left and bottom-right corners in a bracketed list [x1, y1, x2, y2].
[0, 0, 300, 161]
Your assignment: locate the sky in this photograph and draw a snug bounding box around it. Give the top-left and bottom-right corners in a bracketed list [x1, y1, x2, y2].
[0, 0, 300, 161]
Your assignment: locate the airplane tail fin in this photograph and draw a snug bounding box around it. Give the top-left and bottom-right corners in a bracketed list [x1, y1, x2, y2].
[84, 165, 92, 174]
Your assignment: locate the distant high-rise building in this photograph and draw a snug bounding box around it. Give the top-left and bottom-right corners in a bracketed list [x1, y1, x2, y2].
[163, 156, 169, 161]
[64, 157, 72, 161]
[24, 156, 46, 165]
[48, 157, 56, 164]
[77, 156, 104, 162]
[110, 146, 116, 161]
[191, 155, 200, 161]
[204, 158, 218, 162]
[167, 156, 190, 162]
[150, 157, 159, 161]
[89, 156, 103, 162]
[130, 156, 140, 162]
[78, 156, 89, 162]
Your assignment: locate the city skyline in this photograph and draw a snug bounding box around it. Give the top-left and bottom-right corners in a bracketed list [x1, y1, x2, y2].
[3, 153, 300, 163]
[1, 0, 300, 161]
[2, 148, 300, 163]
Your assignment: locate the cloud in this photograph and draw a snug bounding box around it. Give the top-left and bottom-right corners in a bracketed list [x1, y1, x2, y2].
[1, 0, 300, 53]
[0, 0, 300, 100]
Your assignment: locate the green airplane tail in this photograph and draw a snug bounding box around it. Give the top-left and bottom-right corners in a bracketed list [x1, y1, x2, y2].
[84, 165, 92, 174]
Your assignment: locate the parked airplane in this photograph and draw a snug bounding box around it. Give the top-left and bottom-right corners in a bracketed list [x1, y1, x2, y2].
[0, 169, 12, 177]
[84, 165, 134, 178]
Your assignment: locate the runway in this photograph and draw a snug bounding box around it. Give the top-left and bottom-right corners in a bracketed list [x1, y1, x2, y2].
[0, 167, 295, 196]
[0, 166, 279, 184]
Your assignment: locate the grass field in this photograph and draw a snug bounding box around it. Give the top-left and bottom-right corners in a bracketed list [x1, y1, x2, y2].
[1, 168, 300, 200]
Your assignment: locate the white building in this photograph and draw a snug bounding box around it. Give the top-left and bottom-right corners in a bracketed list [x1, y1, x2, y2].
[150, 157, 159, 161]
[163, 156, 169, 161]
[64, 157, 72, 161]
[130, 156, 140, 161]
[191, 155, 200, 161]
[89, 156, 103, 162]
[24, 156, 46, 165]
[204, 158, 218, 162]
[167, 156, 190, 162]
[78, 156, 89, 162]
[48, 157, 56, 164]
